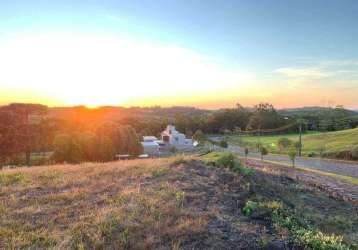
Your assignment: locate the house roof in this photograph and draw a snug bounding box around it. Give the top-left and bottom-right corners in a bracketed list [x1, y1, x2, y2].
[143, 136, 158, 141]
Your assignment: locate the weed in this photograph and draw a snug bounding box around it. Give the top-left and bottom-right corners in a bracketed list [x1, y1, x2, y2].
[106, 194, 130, 207]
[242, 200, 258, 216]
[231, 162, 255, 176]
[175, 191, 186, 208]
[119, 228, 129, 248]
[0, 172, 27, 186]
[216, 152, 235, 168]
[152, 168, 169, 178]
[97, 214, 121, 243]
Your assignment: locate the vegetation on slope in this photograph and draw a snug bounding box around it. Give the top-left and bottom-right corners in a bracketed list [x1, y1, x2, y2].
[0, 154, 357, 249]
[228, 128, 358, 160]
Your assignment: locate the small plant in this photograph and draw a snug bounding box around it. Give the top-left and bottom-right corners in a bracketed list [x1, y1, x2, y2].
[260, 147, 268, 161]
[288, 147, 297, 167]
[264, 200, 283, 210]
[351, 145, 358, 160]
[219, 140, 228, 148]
[244, 147, 249, 158]
[216, 152, 235, 168]
[232, 162, 255, 177]
[152, 168, 169, 178]
[0, 172, 27, 186]
[318, 145, 326, 157]
[242, 200, 258, 216]
[277, 138, 292, 152]
[175, 191, 185, 208]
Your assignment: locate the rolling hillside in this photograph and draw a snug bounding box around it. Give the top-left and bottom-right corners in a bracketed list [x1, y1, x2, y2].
[228, 128, 358, 160]
[0, 155, 356, 249]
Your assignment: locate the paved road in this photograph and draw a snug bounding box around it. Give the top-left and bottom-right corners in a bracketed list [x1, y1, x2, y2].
[226, 144, 358, 178]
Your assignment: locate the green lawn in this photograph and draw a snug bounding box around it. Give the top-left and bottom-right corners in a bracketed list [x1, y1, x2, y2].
[227, 128, 358, 159]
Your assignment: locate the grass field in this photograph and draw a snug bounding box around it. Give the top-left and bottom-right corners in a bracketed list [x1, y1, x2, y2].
[1, 154, 357, 249]
[227, 128, 358, 159]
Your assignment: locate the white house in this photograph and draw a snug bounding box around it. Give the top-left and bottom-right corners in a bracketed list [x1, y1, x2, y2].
[161, 125, 194, 149]
[143, 136, 158, 142]
[141, 141, 159, 155]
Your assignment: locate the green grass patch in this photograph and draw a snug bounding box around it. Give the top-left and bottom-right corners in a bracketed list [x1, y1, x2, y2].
[228, 128, 358, 160]
[0, 172, 27, 186]
[243, 199, 350, 249]
[201, 152, 255, 176]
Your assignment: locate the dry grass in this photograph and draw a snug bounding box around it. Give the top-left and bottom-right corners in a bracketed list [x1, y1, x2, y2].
[0, 156, 208, 249]
[1, 154, 356, 249]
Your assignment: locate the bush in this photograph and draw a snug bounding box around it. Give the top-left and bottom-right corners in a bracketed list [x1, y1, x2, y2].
[244, 147, 249, 157]
[288, 147, 297, 167]
[216, 152, 235, 168]
[219, 140, 228, 148]
[243, 200, 258, 216]
[351, 145, 358, 160]
[193, 130, 206, 143]
[307, 152, 317, 157]
[231, 162, 255, 176]
[277, 138, 292, 152]
[260, 146, 268, 160]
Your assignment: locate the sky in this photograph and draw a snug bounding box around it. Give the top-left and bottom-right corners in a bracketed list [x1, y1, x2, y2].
[0, 0, 357, 109]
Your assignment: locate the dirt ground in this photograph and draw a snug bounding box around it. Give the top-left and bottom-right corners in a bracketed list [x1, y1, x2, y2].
[244, 158, 358, 204]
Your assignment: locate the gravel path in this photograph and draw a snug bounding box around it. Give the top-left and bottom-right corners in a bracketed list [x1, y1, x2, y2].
[226, 144, 358, 178]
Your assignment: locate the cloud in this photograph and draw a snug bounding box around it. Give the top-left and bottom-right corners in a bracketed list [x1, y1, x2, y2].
[274, 67, 333, 79]
[274, 60, 358, 81]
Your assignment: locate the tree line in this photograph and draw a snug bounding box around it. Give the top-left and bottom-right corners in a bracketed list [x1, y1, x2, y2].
[1, 102, 356, 166]
[0, 103, 142, 166]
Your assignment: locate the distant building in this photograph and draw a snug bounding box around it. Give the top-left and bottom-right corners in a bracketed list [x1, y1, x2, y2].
[141, 141, 159, 155]
[161, 125, 194, 149]
[143, 136, 158, 142]
[141, 125, 195, 155]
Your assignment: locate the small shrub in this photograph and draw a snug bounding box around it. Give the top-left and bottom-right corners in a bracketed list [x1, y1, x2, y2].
[288, 148, 297, 167]
[260, 147, 268, 161]
[231, 162, 255, 177]
[243, 200, 258, 216]
[175, 191, 185, 208]
[293, 229, 347, 250]
[277, 138, 292, 152]
[216, 152, 235, 168]
[264, 201, 283, 211]
[219, 140, 228, 148]
[351, 145, 358, 160]
[244, 147, 249, 157]
[307, 152, 317, 157]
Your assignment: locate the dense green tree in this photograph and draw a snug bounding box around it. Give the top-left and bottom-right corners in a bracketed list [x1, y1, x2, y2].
[260, 146, 268, 161]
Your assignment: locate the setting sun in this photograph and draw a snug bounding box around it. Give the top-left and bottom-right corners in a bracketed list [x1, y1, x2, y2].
[0, 34, 254, 108]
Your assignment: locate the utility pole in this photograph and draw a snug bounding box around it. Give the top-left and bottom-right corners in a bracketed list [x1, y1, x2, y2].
[298, 121, 302, 157]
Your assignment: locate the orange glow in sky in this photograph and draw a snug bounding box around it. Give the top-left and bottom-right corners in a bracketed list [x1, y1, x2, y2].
[0, 34, 357, 109]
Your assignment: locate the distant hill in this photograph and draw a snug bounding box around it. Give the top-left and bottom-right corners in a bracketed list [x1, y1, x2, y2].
[278, 106, 358, 117]
[48, 105, 212, 123]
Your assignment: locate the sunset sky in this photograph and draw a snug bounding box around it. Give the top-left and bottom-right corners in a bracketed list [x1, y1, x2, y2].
[0, 0, 357, 109]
